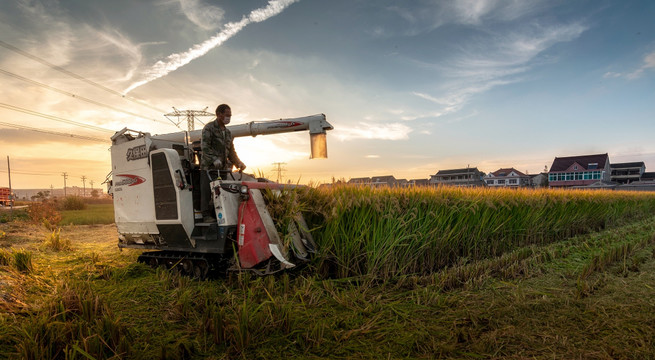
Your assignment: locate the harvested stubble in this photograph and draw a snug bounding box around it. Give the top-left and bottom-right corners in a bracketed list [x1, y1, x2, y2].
[295, 185, 655, 279]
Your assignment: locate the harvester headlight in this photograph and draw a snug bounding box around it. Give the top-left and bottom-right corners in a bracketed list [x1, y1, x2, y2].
[240, 185, 248, 194]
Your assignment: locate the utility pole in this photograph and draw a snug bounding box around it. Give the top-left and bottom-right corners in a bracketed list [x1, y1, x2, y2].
[7, 156, 12, 220]
[81, 175, 87, 197]
[62, 172, 68, 197]
[271, 162, 287, 183]
[164, 107, 215, 132]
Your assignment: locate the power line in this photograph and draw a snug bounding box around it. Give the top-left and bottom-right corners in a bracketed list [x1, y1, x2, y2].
[0, 169, 99, 180]
[0, 103, 113, 133]
[0, 69, 176, 127]
[0, 39, 169, 115]
[0, 121, 107, 142]
[0, 169, 58, 176]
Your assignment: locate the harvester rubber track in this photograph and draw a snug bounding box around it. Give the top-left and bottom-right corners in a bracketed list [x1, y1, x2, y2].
[137, 251, 229, 279]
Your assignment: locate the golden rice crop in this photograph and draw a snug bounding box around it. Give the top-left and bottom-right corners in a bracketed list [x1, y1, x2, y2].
[293, 185, 655, 279]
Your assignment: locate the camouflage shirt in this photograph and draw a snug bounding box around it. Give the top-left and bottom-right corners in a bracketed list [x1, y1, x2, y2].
[200, 120, 242, 170]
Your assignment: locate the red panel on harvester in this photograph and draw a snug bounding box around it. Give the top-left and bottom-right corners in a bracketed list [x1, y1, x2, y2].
[237, 193, 273, 268]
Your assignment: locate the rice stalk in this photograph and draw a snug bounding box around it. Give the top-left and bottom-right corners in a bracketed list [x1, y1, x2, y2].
[299, 185, 655, 279]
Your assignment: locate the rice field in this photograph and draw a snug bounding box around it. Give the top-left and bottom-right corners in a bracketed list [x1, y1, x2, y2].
[292, 185, 655, 279]
[2, 187, 655, 358]
[59, 204, 115, 225]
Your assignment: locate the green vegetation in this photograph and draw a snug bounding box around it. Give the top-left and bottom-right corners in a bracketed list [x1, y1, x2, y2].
[11, 248, 33, 273]
[1, 187, 655, 358]
[59, 204, 115, 225]
[0, 218, 654, 358]
[0, 207, 29, 223]
[42, 228, 72, 251]
[301, 186, 655, 279]
[59, 195, 87, 211]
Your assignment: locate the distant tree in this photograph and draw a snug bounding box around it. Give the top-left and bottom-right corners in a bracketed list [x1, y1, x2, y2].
[91, 189, 100, 198]
[31, 191, 50, 202]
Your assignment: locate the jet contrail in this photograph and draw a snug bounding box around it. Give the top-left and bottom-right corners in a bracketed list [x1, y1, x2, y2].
[125, 0, 299, 94]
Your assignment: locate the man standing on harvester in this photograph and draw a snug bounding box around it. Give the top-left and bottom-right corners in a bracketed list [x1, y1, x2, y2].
[200, 104, 246, 223]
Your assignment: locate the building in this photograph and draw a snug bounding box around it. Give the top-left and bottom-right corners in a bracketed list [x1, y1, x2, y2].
[641, 172, 655, 181]
[484, 168, 531, 188]
[614, 171, 655, 192]
[548, 153, 610, 188]
[370, 175, 398, 187]
[395, 178, 409, 187]
[408, 178, 430, 186]
[347, 177, 371, 185]
[610, 162, 645, 184]
[347, 175, 403, 187]
[530, 173, 548, 187]
[430, 167, 486, 187]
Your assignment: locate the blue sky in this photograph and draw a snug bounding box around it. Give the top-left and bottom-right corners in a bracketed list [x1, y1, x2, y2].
[1, 0, 654, 189]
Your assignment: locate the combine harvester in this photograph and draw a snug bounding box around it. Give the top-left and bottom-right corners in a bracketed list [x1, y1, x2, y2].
[107, 114, 332, 277]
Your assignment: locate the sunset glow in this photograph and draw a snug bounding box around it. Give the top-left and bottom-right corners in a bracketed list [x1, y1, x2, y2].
[1, 1, 654, 191]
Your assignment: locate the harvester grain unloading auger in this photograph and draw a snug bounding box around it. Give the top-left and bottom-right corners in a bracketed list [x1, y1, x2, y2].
[107, 114, 331, 277]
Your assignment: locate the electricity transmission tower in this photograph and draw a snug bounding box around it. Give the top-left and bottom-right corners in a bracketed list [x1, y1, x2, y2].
[164, 107, 215, 132]
[271, 162, 287, 183]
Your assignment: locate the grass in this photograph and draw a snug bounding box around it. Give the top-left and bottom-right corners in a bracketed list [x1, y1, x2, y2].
[297, 185, 655, 279]
[2, 187, 655, 358]
[0, 215, 654, 358]
[59, 203, 115, 225]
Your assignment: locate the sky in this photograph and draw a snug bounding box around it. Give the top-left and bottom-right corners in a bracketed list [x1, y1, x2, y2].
[1, 0, 654, 190]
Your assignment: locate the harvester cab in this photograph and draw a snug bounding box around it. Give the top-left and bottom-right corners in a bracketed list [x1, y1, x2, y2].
[107, 114, 332, 277]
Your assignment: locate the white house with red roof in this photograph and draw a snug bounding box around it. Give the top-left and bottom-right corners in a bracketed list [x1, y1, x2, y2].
[484, 168, 531, 187]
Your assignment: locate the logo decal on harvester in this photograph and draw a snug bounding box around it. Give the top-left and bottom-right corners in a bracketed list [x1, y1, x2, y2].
[267, 121, 302, 129]
[115, 174, 146, 186]
[126, 144, 148, 161]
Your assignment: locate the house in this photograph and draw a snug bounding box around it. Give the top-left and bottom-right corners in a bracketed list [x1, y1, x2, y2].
[371, 175, 398, 187]
[484, 168, 531, 187]
[548, 153, 610, 188]
[395, 178, 409, 187]
[429, 167, 486, 187]
[641, 172, 655, 181]
[530, 173, 548, 187]
[347, 177, 371, 185]
[610, 162, 645, 184]
[347, 175, 403, 187]
[617, 171, 655, 192]
[408, 178, 430, 186]
[574, 180, 619, 190]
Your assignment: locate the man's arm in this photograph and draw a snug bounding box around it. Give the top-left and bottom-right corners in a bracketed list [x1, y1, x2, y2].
[227, 140, 245, 170]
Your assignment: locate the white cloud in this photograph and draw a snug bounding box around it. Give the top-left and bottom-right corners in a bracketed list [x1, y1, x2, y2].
[448, 0, 499, 25]
[644, 52, 655, 68]
[627, 51, 655, 79]
[179, 0, 225, 30]
[249, 0, 299, 23]
[333, 122, 412, 141]
[412, 22, 586, 115]
[124, 0, 300, 93]
[382, 0, 547, 36]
